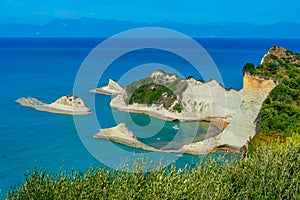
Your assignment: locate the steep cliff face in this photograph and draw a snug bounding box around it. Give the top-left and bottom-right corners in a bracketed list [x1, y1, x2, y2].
[180, 72, 277, 154]
[242, 73, 276, 102]
[217, 73, 277, 147]
[181, 79, 242, 121]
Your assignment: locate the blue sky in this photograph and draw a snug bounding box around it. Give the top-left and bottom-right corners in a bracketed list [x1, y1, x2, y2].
[1, 0, 299, 25]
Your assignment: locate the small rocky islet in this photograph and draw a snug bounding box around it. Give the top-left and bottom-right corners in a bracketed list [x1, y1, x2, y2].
[16, 94, 91, 115]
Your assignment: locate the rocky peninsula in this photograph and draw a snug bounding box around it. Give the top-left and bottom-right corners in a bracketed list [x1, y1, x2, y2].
[93, 123, 160, 152]
[92, 71, 242, 122]
[16, 94, 91, 115]
[93, 123, 232, 155]
[91, 47, 295, 155]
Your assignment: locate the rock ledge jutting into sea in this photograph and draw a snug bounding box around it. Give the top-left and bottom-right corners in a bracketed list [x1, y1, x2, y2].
[16, 94, 91, 115]
[93, 123, 229, 155]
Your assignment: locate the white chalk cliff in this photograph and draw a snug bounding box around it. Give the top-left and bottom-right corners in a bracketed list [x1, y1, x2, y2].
[103, 70, 243, 122]
[181, 73, 277, 154]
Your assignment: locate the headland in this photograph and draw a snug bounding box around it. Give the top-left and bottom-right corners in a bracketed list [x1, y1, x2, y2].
[91, 46, 299, 155]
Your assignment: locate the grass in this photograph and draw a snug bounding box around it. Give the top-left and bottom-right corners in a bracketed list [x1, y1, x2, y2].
[7, 135, 300, 199]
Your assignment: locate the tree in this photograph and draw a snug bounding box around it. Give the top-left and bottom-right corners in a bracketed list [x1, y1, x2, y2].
[242, 63, 255, 75]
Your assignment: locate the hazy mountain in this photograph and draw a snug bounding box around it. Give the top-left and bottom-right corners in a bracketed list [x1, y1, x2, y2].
[0, 17, 299, 38]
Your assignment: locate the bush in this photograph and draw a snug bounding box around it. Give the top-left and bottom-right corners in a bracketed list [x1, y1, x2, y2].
[128, 83, 174, 106]
[7, 136, 300, 199]
[269, 54, 279, 60]
[242, 63, 255, 74]
[174, 103, 182, 113]
[186, 75, 194, 79]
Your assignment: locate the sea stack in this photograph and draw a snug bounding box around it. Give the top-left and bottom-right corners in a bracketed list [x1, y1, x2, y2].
[90, 79, 125, 95]
[16, 94, 91, 115]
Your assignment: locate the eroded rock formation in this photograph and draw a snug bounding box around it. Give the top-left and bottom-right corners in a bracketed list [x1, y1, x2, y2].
[16, 94, 91, 115]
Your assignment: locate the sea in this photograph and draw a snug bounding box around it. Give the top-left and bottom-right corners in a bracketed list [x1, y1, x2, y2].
[0, 37, 299, 196]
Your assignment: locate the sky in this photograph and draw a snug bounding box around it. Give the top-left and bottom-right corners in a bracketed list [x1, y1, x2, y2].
[0, 0, 299, 25]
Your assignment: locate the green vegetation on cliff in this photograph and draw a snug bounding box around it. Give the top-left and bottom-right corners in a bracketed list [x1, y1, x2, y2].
[246, 47, 300, 152]
[129, 83, 174, 105]
[128, 83, 182, 112]
[125, 70, 187, 98]
[243, 46, 300, 80]
[125, 71, 187, 112]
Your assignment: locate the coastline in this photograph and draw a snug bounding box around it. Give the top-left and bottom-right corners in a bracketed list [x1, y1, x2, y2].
[93, 123, 237, 156]
[92, 70, 276, 155]
[111, 100, 234, 125]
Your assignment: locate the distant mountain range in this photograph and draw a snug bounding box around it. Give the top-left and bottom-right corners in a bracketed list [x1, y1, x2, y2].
[1, 17, 300, 38]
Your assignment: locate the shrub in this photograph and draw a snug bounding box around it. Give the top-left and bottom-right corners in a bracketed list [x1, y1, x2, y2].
[7, 136, 300, 199]
[128, 83, 175, 106]
[174, 103, 182, 113]
[242, 63, 255, 75]
[269, 54, 279, 60]
[186, 75, 194, 79]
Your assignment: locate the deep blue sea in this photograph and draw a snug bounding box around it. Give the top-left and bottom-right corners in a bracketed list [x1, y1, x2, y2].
[0, 38, 299, 196]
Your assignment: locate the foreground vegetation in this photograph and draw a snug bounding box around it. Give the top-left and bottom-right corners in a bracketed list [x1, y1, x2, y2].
[7, 136, 300, 199]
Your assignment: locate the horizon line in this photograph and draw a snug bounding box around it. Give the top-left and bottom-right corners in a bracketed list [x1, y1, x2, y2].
[1, 17, 300, 26]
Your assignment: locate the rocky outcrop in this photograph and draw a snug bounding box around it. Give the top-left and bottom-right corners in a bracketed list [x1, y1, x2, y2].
[93, 123, 159, 152]
[107, 70, 242, 122]
[16, 94, 91, 115]
[260, 46, 300, 65]
[192, 72, 276, 152]
[94, 123, 227, 155]
[149, 70, 180, 85]
[91, 79, 124, 95]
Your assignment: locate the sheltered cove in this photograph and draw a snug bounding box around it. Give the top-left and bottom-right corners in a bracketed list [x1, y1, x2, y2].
[92, 48, 279, 155]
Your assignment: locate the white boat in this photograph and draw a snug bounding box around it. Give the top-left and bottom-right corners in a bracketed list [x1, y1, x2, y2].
[172, 125, 179, 130]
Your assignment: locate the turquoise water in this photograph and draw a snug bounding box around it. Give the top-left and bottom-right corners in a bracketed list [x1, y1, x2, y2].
[0, 38, 299, 195]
